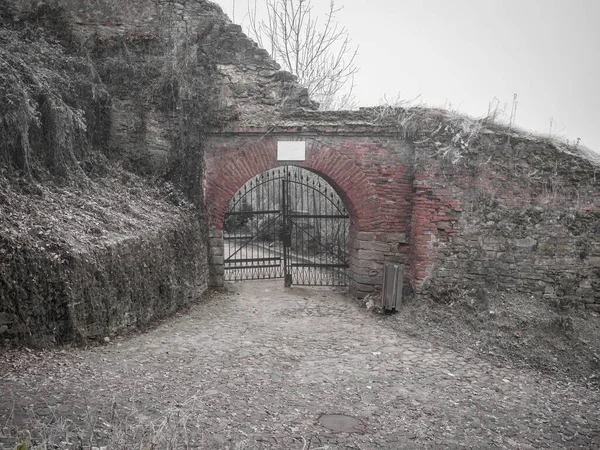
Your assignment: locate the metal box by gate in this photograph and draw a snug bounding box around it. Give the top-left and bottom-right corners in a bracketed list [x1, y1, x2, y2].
[382, 262, 404, 311]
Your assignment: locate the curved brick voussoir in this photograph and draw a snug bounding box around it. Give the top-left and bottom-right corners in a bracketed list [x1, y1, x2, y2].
[304, 148, 381, 232]
[206, 140, 278, 228]
[205, 136, 392, 233]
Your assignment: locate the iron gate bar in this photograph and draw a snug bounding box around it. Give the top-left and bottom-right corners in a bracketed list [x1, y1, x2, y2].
[282, 174, 291, 286]
[290, 263, 348, 267]
[289, 214, 348, 218]
[227, 257, 282, 263]
[225, 209, 282, 215]
[288, 218, 347, 257]
[228, 264, 282, 270]
[224, 211, 283, 261]
[224, 165, 349, 286]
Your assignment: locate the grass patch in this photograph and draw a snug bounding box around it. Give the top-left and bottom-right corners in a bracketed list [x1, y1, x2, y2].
[3, 397, 207, 449]
[387, 288, 600, 388]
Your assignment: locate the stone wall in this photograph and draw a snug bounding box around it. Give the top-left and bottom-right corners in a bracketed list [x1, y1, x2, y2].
[1, 0, 225, 345]
[50, 1, 598, 309]
[35, 0, 316, 175]
[4, 1, 598, 314]
[4, 0, 316, 174]
[0, 216, 208, 345]
[409, 120, 600, 311]
[205, 108, 599, 309]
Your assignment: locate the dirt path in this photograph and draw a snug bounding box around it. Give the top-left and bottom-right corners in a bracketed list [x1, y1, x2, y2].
[1, 281, 599, 449]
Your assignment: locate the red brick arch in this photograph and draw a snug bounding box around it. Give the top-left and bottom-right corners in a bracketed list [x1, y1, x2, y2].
[205, 132, 413, 297]
[205, 138, 381, 232]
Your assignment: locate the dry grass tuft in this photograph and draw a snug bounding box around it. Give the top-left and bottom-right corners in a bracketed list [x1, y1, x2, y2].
[5, 396, 207, 450]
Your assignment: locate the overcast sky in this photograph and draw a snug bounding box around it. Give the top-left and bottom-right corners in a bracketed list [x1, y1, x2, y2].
[214, 0, 600, 153]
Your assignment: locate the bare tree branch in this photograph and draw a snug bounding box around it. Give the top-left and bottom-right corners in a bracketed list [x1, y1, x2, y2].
[246, 0, 358, 110]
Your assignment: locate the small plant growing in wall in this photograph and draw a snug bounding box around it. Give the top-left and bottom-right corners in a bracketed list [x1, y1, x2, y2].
[14, 430, 31, 450]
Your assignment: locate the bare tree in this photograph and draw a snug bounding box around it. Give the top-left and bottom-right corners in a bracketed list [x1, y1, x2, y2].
[247, 0, 358, 110]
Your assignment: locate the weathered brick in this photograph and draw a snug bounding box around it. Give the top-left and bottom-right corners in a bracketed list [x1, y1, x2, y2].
[203, 107, 598, 303]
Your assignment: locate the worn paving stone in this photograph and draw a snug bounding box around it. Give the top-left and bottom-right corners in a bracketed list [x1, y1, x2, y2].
[1, 280, 599, 449]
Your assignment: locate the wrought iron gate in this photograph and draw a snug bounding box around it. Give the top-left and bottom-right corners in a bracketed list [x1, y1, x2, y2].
[223, 166, 349, 286]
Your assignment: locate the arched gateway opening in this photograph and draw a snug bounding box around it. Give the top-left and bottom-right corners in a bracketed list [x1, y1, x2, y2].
[223, 166, 350, 287]
[205, 134, 412, 298]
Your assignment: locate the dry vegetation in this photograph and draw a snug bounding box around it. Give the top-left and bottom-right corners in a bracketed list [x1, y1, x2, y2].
[4, 395, 208, 450]
[363, 97, 600, 389]
[0, 0, 223, 347]
[381, 288, 600, 390]
[0, 0, 222, 187]
[0, 4, 109, 180]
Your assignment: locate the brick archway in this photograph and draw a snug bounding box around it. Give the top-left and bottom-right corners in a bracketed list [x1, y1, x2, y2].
[205, 139, 380, 233]
[205, 132, 413, 297]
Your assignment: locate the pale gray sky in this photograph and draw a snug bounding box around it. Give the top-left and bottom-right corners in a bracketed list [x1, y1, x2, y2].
[215, 0, 600, 153]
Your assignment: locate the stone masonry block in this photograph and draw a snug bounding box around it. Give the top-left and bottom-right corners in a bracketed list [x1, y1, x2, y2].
[588, 256, 600, 267]
[384, 254, 406, 263]
[354, 266, 383, 277]
[355, 250, 385, 261]
[515, 237, 537, 248]
[209, 238, 224, 247]
[349, 258, 383, 271]
[210, 275, 224, 287]
[209, 229, 224, 239]
[350, 280, 375, 294]
[210, 246, 224, 257]
[355, 232, 376, 241]
[352, 275, 381, 285]
[355, 240, 391, 253]
[386, 232, 408, 244]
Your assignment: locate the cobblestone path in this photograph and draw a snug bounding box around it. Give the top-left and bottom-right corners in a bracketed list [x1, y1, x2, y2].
[1, 281, 599, 449]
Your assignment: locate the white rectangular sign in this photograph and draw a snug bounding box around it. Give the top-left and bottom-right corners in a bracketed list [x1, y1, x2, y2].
[277, 141, 306, 161]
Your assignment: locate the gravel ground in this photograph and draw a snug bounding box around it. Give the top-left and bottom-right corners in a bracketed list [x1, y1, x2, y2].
[1, 280, 599, 449]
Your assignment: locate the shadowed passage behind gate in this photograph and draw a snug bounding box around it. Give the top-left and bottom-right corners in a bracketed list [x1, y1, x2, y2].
[223, 166, 349, 286]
